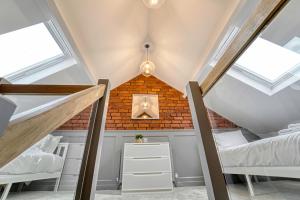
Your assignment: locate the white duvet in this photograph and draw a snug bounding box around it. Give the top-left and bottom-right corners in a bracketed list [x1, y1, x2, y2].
[0, 147, 63, 175]
[219, 131, 300, 167]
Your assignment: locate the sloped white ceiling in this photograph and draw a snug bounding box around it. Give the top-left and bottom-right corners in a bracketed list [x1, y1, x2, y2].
[53, 0, 240, 91]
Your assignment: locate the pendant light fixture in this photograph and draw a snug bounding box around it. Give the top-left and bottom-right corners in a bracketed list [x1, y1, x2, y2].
[143, 0, 166, 9]
[140, 44, 155, 77]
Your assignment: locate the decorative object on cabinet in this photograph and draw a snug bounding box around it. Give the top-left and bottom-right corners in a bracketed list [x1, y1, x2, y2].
[135, 134, 144, 143]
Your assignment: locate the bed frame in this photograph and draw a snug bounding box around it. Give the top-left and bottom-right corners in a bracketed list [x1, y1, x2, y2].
[223, 166, 300, 196]
[0, 143, 69, 200]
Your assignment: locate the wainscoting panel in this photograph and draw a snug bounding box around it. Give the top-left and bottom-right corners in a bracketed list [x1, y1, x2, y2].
[97, 135, 119, 190]
[29, 130, 204, 191]
[172, 135, 204, 186]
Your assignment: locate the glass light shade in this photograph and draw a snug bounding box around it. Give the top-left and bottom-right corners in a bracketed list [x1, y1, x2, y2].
[140, 60, 155, 77]
[142, 0, 166, 9]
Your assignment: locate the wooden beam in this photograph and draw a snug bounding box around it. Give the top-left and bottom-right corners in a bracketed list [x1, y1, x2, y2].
[0, 84, 105, 168]
[187, 81, 229, 200]
[0, 84, 93, 95]
[75, 79, 110, 200]
[200, 0, 289, 96]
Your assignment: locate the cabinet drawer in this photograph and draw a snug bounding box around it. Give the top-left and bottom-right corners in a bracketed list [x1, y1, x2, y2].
[62, 159, 82, 175]
[122, 172, 172, 192]
[123, 157, 171, 174]
[124, 143, 170, 158]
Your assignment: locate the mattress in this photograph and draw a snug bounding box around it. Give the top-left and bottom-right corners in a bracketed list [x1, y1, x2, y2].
[0, 146, 63, 175]
[219, 131, 300, 167]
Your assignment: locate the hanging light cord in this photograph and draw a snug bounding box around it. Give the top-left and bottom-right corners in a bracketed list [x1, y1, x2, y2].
[147, 48, 149, 61]
[145, 44, 150, 62]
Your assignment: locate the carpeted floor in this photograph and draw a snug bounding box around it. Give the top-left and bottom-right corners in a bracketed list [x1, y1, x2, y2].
[6, 181, 300, 200]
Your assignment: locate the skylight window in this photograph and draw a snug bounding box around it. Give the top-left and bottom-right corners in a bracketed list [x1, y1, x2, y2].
[236, 37, 300, 82]
[0, 23, 63, 77]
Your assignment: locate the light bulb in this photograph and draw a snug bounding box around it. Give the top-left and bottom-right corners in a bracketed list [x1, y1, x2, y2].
[150, 0, 159, 6]
[143, 0, 166, 9]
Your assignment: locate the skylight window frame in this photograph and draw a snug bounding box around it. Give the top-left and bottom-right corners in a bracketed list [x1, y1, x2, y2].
[228, 62, 300, 96]
[226, 35, 300, 95]
[234, 36, 300, 83]
[233, 61, 300, 89]
[231, 64, 274, 87]
[3, 20, 73, 82]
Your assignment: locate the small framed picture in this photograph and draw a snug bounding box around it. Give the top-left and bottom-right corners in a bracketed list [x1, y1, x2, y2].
[132, 94, 159, 119]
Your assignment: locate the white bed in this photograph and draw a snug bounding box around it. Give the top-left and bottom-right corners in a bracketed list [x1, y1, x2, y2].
[0, 137, 68, 200]
[217, 130, 300, 196]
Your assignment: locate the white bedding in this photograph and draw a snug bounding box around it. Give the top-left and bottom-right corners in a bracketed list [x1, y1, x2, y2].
[219, 131, 300, 167]
[0, 147, 63, 175]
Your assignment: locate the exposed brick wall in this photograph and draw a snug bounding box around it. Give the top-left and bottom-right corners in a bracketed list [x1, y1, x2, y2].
[105, 75, 193, 130]
[207, 109, 238, 129]
[58, 106, 92, 130]
[58, 74, 237, 130]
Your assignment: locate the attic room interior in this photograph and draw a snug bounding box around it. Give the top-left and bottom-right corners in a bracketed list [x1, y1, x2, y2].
[1, 0, 300, 200]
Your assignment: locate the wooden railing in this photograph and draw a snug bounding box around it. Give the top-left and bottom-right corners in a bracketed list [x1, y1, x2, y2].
[0, 79, 110, 200]
[186, 1, 289, 200]
[0, 83, 105, 168]
[0, 84, 92, 95]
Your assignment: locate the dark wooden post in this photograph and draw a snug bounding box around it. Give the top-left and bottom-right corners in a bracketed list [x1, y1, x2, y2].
[186, 81, 229, 200]
[75, 79, 110, 200]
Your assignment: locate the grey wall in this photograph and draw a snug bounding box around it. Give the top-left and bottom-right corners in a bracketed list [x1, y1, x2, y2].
[28, 130, 204, 191]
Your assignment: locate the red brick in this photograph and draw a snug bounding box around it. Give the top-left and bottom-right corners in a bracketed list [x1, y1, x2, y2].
[58, 75, 236, 131]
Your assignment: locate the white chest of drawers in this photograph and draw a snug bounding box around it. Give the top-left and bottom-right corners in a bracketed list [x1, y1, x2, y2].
[122, 142, 173, 193]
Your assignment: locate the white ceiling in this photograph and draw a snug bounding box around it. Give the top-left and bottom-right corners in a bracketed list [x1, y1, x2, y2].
[53, 0, 240, 91]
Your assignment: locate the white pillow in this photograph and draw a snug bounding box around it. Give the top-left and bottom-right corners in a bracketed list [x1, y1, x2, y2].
[278, 127, 300, 135]
[288, 123, 300, 129]
[35, 135, 62, 153]
[213, 130, 248, 149]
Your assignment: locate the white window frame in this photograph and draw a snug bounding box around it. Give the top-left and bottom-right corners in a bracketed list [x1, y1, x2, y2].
[229, 64, 300, 96]
[233, 53, 300, 89]
[3, 20, 73, 82]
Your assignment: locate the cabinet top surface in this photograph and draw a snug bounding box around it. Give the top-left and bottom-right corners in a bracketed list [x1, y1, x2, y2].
[124, 142, 169, 145]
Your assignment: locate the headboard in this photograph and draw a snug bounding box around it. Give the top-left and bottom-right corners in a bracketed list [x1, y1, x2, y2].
[54, 143, 69, 191]
[54, 143, 69, 162]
